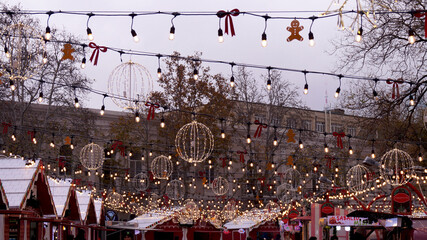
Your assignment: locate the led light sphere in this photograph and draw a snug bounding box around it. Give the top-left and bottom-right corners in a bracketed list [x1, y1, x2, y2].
[211, 176, 229, 196]
[280, 168, 301, 191]
[80, 143, 104, 170]
[175, 120, 214, 163]
[104, 191, 124, 210]
[151, 155, 173, 179]
[346, 164, 370, 193]
[380, 148, 415, 186]
[166, 179, 185, 200]
[132, 172, 149, 191]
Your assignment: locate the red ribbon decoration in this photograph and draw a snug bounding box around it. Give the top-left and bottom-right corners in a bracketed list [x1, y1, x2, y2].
[367, 172, 375, 181]
[58, 159, 65, 168]
[386, 78, 403, 99]
[1, 122, 11, 134]
[27, 131, 35, 141]
[253, 120, 268, 138]
[217, 9, 240, 36]
[237, 150, 246, 163]
[198, 171, 206, 179]
[111, 140, 125, 157]
[324, 155, 334, 169]
[332, 132, 345, 149]
[220, 157, 227, 168]
[89, 42, 107, 66]
[162, 194, 169, 207]
[72, 179, 81, 185]
[148, 171, 154, 182]
[414, 11, 427, 38]
[145, 102, 159, 120]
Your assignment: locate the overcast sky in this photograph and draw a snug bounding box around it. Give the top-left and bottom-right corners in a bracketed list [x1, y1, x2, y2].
[5, 0, 357, 112]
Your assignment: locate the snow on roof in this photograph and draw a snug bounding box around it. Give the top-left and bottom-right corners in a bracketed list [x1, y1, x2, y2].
[224, 209, 276, 230]
[48, 177, 72, 217]
[0, 157, 39, 208]
[93, 198, 103, 224]
[128, 208, 182, 230]
[76, 189, 92, 221]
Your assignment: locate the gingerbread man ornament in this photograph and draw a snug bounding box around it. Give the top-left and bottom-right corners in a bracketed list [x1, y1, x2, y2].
[286, 19, 304, 42]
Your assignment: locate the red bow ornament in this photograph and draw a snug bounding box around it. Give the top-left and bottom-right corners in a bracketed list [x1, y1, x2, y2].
[198, 171, 206, 179]
[386, 78, 403, 99]
[220, 157, 228, 168]
[237, 150, 246, 163]
[332, 132, 345, 149]
[217, 9, 240, 36]
[145, 102, 159, 120]
[1, 122, 11, 134]
[58, 158, 65, 168]
[111, 140, 125, 157]
[324, 155, 334, 169]
[253, 120, 268, 138]
[72, 179, 81, 185]
[89, 42, 107, 66]
[414, 11, 427, 38]
[27, 131, 35, 142]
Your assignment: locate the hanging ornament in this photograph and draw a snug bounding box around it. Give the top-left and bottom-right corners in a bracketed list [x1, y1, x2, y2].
[107, 61, 153, 111]
[346, 164, 371, 193]
[286, 19, 304, 42]
[281, 168, 301, 191]
[151, 155, 173, 179]
[175, 120, 214, 163]
[286, 129, 296, 143]
[88, 42, 107, 65]
[211, 176, 229, 196]
[61, 43, 75, 61]
[222, 200, 237, 221]
[380, 148, 415, 186]
[179, 199, 200, 224]
[79, 143, 104, 170]
[265, 201, 280, 220]
[104, 191, 124, 210]
[166, 179, 185, 200]
[1, 23, 46, 81]
[127, 201, 143, 215]
[132, 172, 149, 191]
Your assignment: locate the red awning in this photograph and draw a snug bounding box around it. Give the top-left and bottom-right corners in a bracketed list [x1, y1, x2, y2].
[292, 216, 311, 221]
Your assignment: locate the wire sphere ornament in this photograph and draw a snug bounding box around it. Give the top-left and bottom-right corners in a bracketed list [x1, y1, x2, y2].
[211, 176, 229, 196]
[179, 199, 200, 223]
[132, 172, 149, 191]
[276, 184, 297, 203]
[127, 201, 143, 215]
[346, 164, 371, 193]
[79, 143, 104, 170]
[280, 168, 302, 192]
[380, 148, 415, 186]
[104, 191, 124, 210]
[151, 155, 173, 179]
[1, 23, 46, 81]
[222, 200, 237, 221]
[166, 179, 185, 200]
[265, 201, 280, 220]
[175, 120, 214, 163]
[107, 61, 153, 110]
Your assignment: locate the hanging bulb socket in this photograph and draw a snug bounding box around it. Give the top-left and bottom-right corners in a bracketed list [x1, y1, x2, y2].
[81, 57, 86, 69]
[135, 111, 140, 122]
[86, 27, 94, 41]
[349, 146, 353, 155]
[408, 29, 416, 44]
[230, 76, 235, 87]
[9, 80, 15, 91]
[373, 89, 378, 100]
[371, 149, 375, 158]
[335, 87, 341, 98]
[308, 32, 315, 47]
[418, 152, 423, 162]
[160, 117, 165, 128]
[304, 83, 309, 95]
[45, 26, 51, 40]
[100, 105, 105, 116]
[169, 26, 175, 40]
[409, 95, 415, 106]
[261, 33, 267, 47]
[218, 28, 224, 43]
[157, 68, 162, 79]
[299, 140, 304, 149]
[267, 79, 272, 90]
[193, 69, 199, 80]
[273, 137, 278, 146]
[131, 29, 139, 42]
[221, 129, 225, 139]
[246, 134, 251, 144]
[38, 92, 43, 103]
[355, 27, 363, 42]
[324, 143, 329, 153]
[4, 47, 11, 58]
[74, 97, 80, 108]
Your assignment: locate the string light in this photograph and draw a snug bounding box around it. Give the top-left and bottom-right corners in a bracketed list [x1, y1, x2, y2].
[160, 116, 165, 128]
[348, 136, 353, 155]
[9, 80, 15, 91]
[220, 119, 226, 138]
[193, 68, 199, 80]
[303, 71, 309, 95]
[44, 11, 53, 40]
[38, 80, 44, 103]
[324, 133, 329, 153]
[86, 13, 94, 41]
[50, 133, 55, 148]
[70, 135, 74, 150]
[373, 78, 379, 101]
[261, 15, 270, 47]
[371, 140, 375, 158]
[157, 54, 162, 79]
[42, 52, 48, 64]
[4, 47, 11, 58]
[11, 127, 16, 142]
[135, 111, 140, 123]
[218, 17, 224, 43]
[74, 97, 80, 108]
[247, 123, 251, 144]
[409, 94, 415, 106]
[308, 16, 317, 47]
[230, 63, 235, 87]
[169, 13, 179, 40]
[100, 94, 107, 116]
[267, 67, 272, 91]
[408, 29, 416, 44]
[335, 75, 342, 98]
[355, 27, 363, 42]
[32, 131, 37, 144]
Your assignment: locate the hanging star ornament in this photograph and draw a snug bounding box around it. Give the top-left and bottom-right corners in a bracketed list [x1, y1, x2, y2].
[61, 43, 75, 61]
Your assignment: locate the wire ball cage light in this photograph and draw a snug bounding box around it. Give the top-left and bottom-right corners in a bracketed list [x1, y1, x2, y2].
[380, 148, 415, 186]
[222, 200, 237, 221]
[178, 199, 200, 223]
[166, 179, 185, 200]
[211, 176, 229, 196]
[1, 23, 46, 81]
[107, 61, 153, 111]
[280, 167, 302, 192]
[265, 201, 280, 220]
[150, 155, 173, 179]
[132, 172, 150, 191]
[79, 142, 104, 170]
[104, 191, 124, 210]
[346, 164, 371, 193]
[175, 120, 214, 163]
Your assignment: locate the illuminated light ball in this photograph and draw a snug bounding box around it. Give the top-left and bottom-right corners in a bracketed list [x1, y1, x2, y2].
[175, 120, 214, 163]
[211, 176, 229, 196]
[179, 199, 200, 223]
[132, 173, 149, 191]
[104, 191, 124, 210]
[107, 61, 153, 110]
[127, 201, 142, 215]
[222, 200, 237, 221]
[151, 155, 173, 179]
[380, 148, 415, 186]
[276, 184, 296, 204]
[1, 23, 46, 81]
[80, 143, 104, 170]
[346, 164, 371, 193]
[280, 168, 301, 191]
[166, 179, 185, 200]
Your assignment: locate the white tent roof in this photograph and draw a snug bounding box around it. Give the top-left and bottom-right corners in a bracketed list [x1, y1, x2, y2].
[224, 209, 276, 230]
[48, 177, 72, 217]
[76, 189, 92, 221]
[93, 198, 103, 224]
[0, 157, 39, 209]
[126, 208, 181, 230]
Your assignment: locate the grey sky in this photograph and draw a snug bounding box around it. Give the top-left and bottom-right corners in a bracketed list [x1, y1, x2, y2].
[5, 0, 354, 111]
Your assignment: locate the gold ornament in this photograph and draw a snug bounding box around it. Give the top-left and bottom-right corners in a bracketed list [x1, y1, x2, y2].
[175, 120, 214, 163]
[346, 164, 371, 193]
[79, 143, 104, 170]
[380, 148, 415, 186]
[211, 176, 229, 196]
[151, 155, 173, 179]
[166, 179, 185, 200]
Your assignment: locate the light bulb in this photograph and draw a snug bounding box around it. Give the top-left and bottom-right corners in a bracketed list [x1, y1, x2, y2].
[267, 79, 271, 90]
[230, 76, 235, 87]
[4, 47, 11, 58]
[43, 56, 48, 64]
[355, 27, 363, 42]
[304, 83, 308, 95]
[193, 69, 199, 80]
[135, 112, 140, 123]
[38, 92, 43, 103]
[50, 141, 55, 148]
[218, 29, 224, 43]
[70, 144, 74, 150]
[349, 146, 353, 155]
[371, 150, 375, 159]
[141, 155, 145, 161]
[100, 105, 105, 116]
[169, 26, 175, 40]
[11, 134, 16, 141]
[87, 28, 94, 41]
[246, 135, 251, 144]
[33, 138, 37, 144]
[157, 68, 162, 79]
[409, 95, 415, 106]
[160, 117, 165, 128]
[74, 98, 80, 108]
[261, 33, 267, 47]
[149, 150, 153, 157]
[131, 29, 139, 42]
[129, 151, 133, 157]
[9, 80, 15, 91]
[81, 58, 86, 69]
[273, 137, 278, 146]
[408, 29, 416, 44]
[335, 87, 341, 98]
[221, 129, 225, 139]
[418, 153, 423, 162]
[308, 32, 315, 47]
[299, 140, 304, 149]
[324, 144, 329, 153]
[45, 26, 51, 40]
